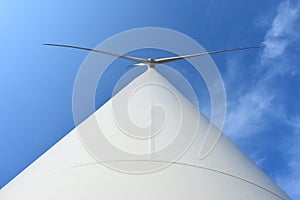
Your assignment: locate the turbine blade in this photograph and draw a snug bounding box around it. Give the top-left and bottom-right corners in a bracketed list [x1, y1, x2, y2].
[43, 43, 148, 63]
[126, 63, 147, 68]
[155, 46, 261, 64]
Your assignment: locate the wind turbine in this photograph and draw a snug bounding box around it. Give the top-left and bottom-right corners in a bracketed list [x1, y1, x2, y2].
[43, 43, 260, 69]
[0, 43, 291, 200]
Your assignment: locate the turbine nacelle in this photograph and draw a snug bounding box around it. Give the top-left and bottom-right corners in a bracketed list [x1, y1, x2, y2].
[146, 58, 156, 68]
[147, 58, 155, 63]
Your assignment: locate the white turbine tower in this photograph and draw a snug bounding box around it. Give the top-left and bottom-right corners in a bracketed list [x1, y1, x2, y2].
[0, 44, 291, 200]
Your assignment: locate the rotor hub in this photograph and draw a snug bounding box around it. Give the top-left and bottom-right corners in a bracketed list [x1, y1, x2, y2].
[147, 58, 155, 63]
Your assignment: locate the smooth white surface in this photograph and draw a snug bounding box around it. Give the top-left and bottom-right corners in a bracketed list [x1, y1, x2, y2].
[0, 69, 291, 200]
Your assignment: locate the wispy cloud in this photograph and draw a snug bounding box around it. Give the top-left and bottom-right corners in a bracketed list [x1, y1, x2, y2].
[224, 81, 274, 138]
[262, 0, 300, 60]
[249, 151, 267, 168]
[225, 0, 300, 137]
[260, 0, 300, 80]
[223, 1, 300, 198]
[275, 115, 300, 199]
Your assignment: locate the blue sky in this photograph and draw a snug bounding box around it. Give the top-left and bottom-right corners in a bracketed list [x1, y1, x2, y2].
[1, 0, 300, 199]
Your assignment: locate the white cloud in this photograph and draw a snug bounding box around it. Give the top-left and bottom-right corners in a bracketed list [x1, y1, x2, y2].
[255, 2, 299, 198]
[224, 2, 300, 198]
[224, 85, 274, 138]
[225, 0, 300, 138]
[288, 116, 300, 133]
[275, 116, 300, 199]
[262, 0, 300, 61]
